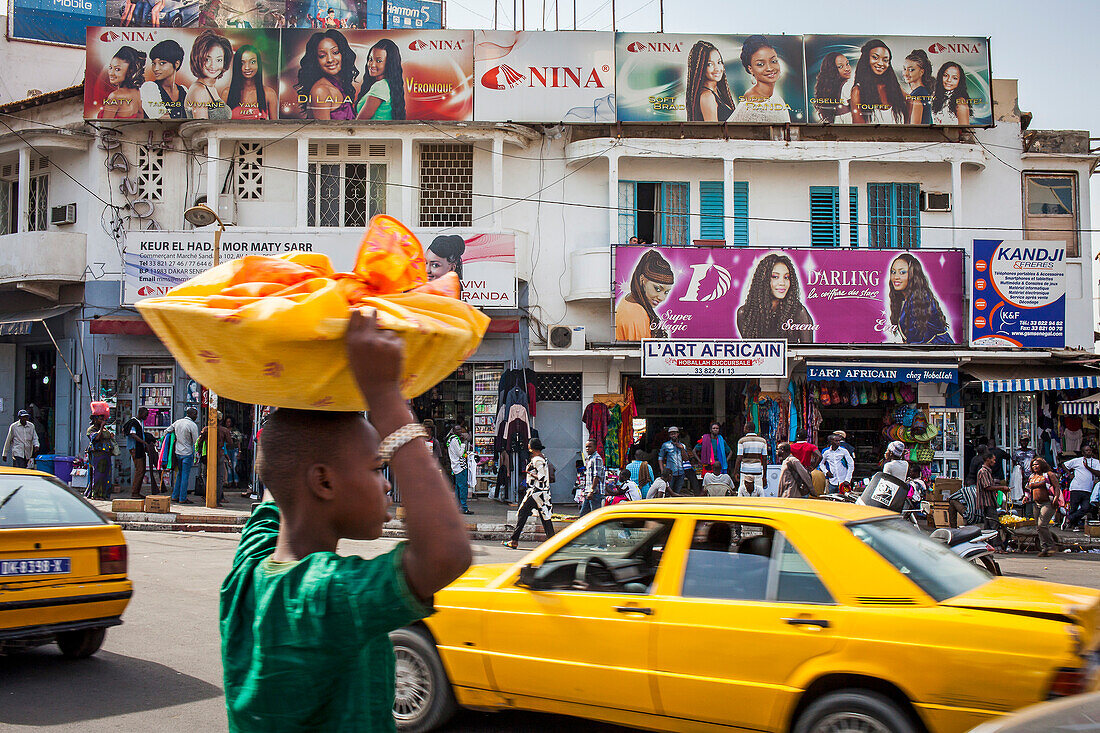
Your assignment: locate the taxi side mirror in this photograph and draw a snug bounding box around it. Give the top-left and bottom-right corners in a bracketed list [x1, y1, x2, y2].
[516, 563, 538, 589]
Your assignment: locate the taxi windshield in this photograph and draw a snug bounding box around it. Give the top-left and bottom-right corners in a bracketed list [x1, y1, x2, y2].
[849, 517, 991, 602]
[0, 474, 106, 529]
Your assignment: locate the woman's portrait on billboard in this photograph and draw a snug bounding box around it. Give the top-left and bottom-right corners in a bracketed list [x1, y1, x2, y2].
[616, 249, 675, 340]
[98, 46, 147, 119]
[728, 35, 791, 123]
[685, 40, 735, 122]
[887, 253, 953, 344]
[356, 38, 406, 120]
[296, 29, 359, 119]
[850, 38, 907, 124]
[736, 253, 815, 342]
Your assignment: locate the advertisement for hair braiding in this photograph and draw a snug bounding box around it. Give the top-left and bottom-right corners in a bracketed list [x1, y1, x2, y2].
[613, 246, 965, 345]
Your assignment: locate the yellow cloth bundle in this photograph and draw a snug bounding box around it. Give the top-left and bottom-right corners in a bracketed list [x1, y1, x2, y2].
[136, 216, 490, 410]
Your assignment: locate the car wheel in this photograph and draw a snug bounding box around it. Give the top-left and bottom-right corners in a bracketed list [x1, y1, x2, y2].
[390, 628, 457, 733]
[794, 689, 917, 733]
[57, 627, 107, 659]
[978, 556, 1002, 576]
[170, 13, 183, 27]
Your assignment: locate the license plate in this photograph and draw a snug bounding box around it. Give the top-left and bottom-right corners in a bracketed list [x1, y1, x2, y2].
[0, 558, 71, 576]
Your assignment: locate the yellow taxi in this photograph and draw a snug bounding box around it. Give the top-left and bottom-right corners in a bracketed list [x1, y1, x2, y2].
[390, 498, 1100, 733]
[0, 467, 132, 658]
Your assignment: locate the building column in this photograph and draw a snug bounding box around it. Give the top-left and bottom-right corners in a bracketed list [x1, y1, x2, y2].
[608, 153, 619, 244]
[838, 158, 852, 246]
[205, 135, 219, 217]
[492, 136, 504, 230]
[951, 160, 963, 246]
[723, 157, 735, 242]
[17, 146, 29, 232]
[401, 136, 415, 224]
[296, 137, 309, 227]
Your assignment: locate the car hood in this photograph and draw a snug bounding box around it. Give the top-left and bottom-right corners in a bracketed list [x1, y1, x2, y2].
[942, 578, 1100, 640]
[443, 563, 512, 591]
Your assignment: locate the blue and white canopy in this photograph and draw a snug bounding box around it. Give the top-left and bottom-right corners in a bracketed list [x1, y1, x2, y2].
[965, 364, 1100, 393]
[1060, 393, 1100, 415]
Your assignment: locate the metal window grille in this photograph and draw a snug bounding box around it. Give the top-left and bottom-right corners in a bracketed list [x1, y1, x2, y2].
[0, 180, 10, 235]
[535, 373, 582, 401]
[810, 186, 859, 247]
[308, 161, 387, 227]
[136, 146, 164, 203]
[27, 174, 48, 231]
[418, 143, 472, 227]
[868, 182, 920, 248]
[234, 142, 264, 201]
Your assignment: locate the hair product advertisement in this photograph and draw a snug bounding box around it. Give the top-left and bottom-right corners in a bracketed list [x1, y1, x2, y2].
[615, 32, 807, 124]
[970, 239, 1066, 348]
[84, 27, 281, 120]
[473, 30, 615, 123]
[804, 35, 992, 126]
[613, 246, 965, 345]
[277, 28, 472, 120]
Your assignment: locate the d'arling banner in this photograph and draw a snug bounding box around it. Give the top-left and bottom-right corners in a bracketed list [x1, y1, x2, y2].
[278, 29, 472, 120]
[474, 31, 615, 123]
[615, 33, 807, 123]
[614, 246, 965, 345]
[804, 35, 992, 126]
[85, 27, 281, 119]
[970, 239, 1066, 348]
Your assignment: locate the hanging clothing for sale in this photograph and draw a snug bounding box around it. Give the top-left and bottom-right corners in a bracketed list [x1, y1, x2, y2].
[605, 405, 623, 468]
[496, 368, 537, 418]
[583, 402, 610, 455]
[618, 386, 637, 462]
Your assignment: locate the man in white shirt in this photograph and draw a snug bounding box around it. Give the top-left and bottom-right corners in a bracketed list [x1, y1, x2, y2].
[821, 432, 855, 494]
[735, 422, 768, 497]
[166, 408, 200, 505]
[1065, 443, 1100, 530]
[3, 410, 40, 468]
[646, 468, 673, 499]
[702, 463, 737, 496]
[882, 441, 909, 480]
[447, 423, 473, 515]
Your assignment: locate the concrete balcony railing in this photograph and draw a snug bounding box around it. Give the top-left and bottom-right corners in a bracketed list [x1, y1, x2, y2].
[567, 247, 611, 301]
[0, 231, 87, 288]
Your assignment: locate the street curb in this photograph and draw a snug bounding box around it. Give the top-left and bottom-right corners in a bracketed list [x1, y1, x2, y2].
[113, 518, 556, 541]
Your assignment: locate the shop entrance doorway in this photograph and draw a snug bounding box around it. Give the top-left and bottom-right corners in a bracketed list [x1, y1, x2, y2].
[626, 378, 750, 466]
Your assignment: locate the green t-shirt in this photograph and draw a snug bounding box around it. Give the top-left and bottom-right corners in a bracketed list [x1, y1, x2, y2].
[220, 502, 430, 732]
[355, 79, 393, 120]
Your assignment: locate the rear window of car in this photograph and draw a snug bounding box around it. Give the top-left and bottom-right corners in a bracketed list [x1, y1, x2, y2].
[849, 517, 990, 602]
[0, 475, 107, 528]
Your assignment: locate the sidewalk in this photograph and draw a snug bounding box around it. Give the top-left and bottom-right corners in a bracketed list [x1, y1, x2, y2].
[89, 491, 580, 541]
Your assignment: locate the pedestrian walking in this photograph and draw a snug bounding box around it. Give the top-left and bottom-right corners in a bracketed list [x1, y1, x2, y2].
[122, 407, 150, 498]
[777, 442, 814, 498]
[789, 429, 821, 471]
[166, 407, 200, 505]
[1026, 457, 1061, 557]
[734, 421, 768, 496]
[85, 406, 117, 500]
[2, 409, 40, 468]
[1064, 444, 1100, 530]
[219, 310, 471, 733]
[882, 441, 909, 481]
[579, 438, 605, 516]
[694, 422, 733, 475]
[446, 422, 473, 515]
[976, 453, 1006, 529]
[503, 438, 555, 549]
[224, 416, 243, 489]
[658, 427, 687, 495]
[421, 418, 444, 466]
[198, 415, 232, 505]
[821, 431, 855, 494]
[625, 449, 654, 496]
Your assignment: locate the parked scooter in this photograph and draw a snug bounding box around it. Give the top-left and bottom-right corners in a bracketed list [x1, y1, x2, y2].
[930, 526, 1002, 576]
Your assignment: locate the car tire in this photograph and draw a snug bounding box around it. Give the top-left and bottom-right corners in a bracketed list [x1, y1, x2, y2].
[794, 689, 917, 733]
[57, 627, 107, 659]
[390, 627, 457, 733]
[978, 556, 1002, 576]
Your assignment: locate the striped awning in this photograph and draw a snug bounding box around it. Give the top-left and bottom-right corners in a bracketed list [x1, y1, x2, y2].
[964, 363, 1100, 393]
[1060, 393, 1100, 415]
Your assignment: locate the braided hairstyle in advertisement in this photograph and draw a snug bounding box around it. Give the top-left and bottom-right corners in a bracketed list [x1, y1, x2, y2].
[629, 249, 675, 338]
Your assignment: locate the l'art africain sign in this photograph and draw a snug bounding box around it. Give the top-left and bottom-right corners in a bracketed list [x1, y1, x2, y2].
[614, 247, 965, 345]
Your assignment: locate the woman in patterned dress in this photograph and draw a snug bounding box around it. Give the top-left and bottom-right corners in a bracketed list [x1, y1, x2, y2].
[503, 438, 556, 549]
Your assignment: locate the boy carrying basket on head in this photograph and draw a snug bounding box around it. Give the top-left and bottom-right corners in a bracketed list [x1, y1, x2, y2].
[220, 311, 472, 732]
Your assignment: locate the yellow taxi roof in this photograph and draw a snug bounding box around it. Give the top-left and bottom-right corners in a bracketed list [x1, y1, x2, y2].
[0, 466, 57, 479]
[621, 497, 894, 523]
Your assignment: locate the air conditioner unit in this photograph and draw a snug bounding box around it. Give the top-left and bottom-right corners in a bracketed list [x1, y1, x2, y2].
[217, 193, 237, 225]
[49, 204, 77, 226]
[548, 325, 585, 351]
[920, 191, 952, 212]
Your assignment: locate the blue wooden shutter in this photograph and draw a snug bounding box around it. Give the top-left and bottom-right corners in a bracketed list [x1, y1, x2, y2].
[896, 183, 920, 248]
[617, 180, 636, 243]
[733, 181, 748, 246]
[699, 181, 724, 239]
[848, 186, 859, 247]
[868, 183, 919, 248]
[810, 186, 839, 247]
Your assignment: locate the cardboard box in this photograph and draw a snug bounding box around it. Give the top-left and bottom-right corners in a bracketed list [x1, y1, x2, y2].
[1086, 522, 1100, 538]
[933, 479, 962, 502]
[144, 495, 172, 514]
[111, 498, 144, 513]
[930, 501, 952, 529]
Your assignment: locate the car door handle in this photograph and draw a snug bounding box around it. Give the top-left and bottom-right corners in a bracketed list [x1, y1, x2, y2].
[783, 617, 830, 628]
[614, 605, 654, 615]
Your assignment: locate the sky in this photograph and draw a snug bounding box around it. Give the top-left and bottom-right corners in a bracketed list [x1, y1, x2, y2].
[445, 0, 1100, 237]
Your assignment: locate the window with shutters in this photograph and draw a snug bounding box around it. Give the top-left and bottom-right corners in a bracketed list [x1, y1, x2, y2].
[1024, 173, 1078, 257]
[809, 186, 859, 247]
[699, 181, 749, 246]
[0, 157, 49, 233]
[618, 181, 690, 246]
[419, 142, 472, 227]
[307, 142, 388, 227]
[234, 142, 263, 201]
[867, 183, 919, 248]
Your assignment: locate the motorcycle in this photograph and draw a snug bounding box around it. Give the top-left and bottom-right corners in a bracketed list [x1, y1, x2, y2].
[930, 526, 1003, 576]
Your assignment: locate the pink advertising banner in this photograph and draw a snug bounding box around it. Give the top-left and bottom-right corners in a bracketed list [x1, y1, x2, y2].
[613, 246, 965, 345]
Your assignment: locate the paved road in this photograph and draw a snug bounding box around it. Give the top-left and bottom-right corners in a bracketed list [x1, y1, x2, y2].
[1, 533, 1097, 732]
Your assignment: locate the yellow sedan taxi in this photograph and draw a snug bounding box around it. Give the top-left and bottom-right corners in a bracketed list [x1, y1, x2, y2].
[0, 467, 132, 658]
[390, 498, 1100, 733]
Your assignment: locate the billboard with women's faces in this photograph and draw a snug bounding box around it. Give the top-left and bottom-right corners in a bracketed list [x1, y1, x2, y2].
[804, 35, 992, 126]
[474, 31, 615, 123]
[277, 28, 473, 120]
[615, 33, 807, 123]
[613, 246, 965, 345]
[84, 27, 281, 119]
